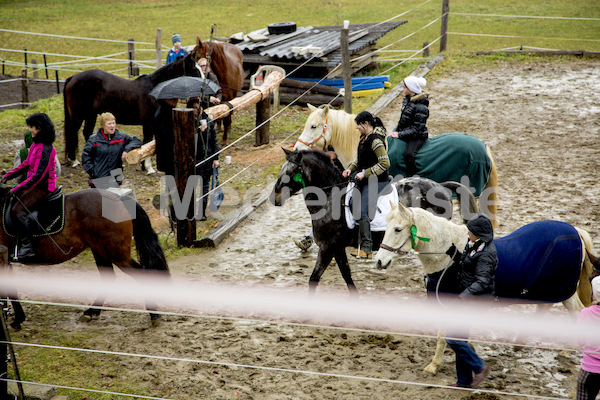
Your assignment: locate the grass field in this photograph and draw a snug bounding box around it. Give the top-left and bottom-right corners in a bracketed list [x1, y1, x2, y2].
[0, 0, 598, 78]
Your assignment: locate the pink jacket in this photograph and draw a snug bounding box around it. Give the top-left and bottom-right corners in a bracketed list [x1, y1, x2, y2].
[578, 305, 600, 374]
[5, 142, 57, 194]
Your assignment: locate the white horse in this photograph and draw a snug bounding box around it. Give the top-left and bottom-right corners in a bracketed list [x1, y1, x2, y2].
[294, 104, 500, 227]
[374, 203, 597, 374]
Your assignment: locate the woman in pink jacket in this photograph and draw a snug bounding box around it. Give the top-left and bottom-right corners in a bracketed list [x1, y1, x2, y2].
[577, 276, 600, 399]
[1, 113, 57, 260]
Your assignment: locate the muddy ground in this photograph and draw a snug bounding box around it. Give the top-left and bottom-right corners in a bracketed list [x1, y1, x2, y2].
[8, 59, 600, 399]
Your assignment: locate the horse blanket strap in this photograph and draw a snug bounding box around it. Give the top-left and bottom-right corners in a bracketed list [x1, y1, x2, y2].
[386, 132, 492, 197]
[494, 220, 583, 303]
[296, 118, 328, 149]
[2, 189, 66, 238]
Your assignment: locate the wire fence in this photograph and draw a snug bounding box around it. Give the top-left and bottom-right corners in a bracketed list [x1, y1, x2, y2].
[0, 1, 599, 398]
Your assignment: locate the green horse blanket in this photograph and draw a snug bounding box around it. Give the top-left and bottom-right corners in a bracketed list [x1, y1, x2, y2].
[386, 132, 492, 197]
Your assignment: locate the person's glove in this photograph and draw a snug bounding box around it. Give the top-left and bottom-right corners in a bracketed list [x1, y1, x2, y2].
[446, 244, 458, 257]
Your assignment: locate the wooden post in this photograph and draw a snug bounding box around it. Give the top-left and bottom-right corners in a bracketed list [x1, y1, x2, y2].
[43, 54, 48, 79]
[340, 20, 352, 113]
[23, 49, 27, 69]
[128, 39, 138, 77]
[20, 68, 28, 109]
[172, 108, 196, 247]
[55, 70, 60, 94]
[156, 28, 162, 69]
[255, 96, 270, 146]
[440, 0, 450, 52]
[0, 246, 7, 400]
[31, 58, 38, 79]
[423, 42, 430, 57]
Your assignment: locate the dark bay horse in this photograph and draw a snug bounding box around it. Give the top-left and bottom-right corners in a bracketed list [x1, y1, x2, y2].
[63, 42, 203, 164]
[0, 184, 169, 327]
[195, 37, 244, 144]
[271, 149, 478, 294]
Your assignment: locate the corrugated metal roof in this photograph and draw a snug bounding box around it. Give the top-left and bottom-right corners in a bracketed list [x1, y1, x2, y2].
[236, 21, 406, 67]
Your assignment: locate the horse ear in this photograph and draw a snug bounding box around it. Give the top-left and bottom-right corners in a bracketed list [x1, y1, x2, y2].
[282, 147, 292, 155]
[319, 105, 330, 119]
[307, 104, 317, 112]
[197, 37, 202, 46]
[397, 202, 410, 217]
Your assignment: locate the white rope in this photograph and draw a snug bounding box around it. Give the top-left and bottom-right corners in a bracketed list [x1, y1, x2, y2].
[0, 378, 172, 400]
[448, 31, 600, 42]
[350, 0, 435, 37]
[0, 28, 156, 46]
[0, 102, 28, 109]
[451, 12, 600, 21]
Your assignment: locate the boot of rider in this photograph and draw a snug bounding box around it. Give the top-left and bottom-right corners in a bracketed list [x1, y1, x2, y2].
[352, 219, 372, 259]
[15, 214, 35, 260]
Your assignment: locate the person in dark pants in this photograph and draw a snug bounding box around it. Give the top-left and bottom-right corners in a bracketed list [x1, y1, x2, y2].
[191, 102, 220, 221]
[152, 98, 179, 177]
[444, 213, 496, 388]
[1, 113, 58, 260]
[342, 111, 390, 259]
[389, 76, 429, 177]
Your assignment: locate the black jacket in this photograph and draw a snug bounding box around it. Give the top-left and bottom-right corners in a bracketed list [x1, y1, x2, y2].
[394, 93, 429, 141]
[153, 102, 176, 176]
[195, 112, 219, 176]
[82, 129, 141, 186]
[456, 214, 497, 297]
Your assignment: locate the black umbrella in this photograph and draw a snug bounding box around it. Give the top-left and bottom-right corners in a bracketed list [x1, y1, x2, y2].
[149, 76, 221, 100]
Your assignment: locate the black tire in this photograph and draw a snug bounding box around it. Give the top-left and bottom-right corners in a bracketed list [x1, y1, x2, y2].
[268, 22, 297, 35]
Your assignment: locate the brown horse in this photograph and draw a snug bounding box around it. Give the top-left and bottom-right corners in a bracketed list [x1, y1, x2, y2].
[63, 42, 203, 165]
[194, 37, 244, 144]
[0, 184, 169, 326]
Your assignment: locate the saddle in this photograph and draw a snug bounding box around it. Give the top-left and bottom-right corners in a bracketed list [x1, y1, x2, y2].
[344, 182, 398, 232]
[2, 186, 65, 238]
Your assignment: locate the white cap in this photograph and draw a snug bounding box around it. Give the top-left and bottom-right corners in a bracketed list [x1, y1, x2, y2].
[593, 276, 600, 301]
[403, 76, 427, 94]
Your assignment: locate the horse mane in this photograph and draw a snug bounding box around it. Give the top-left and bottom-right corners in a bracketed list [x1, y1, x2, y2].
[146, 46, 200, 86]
[299, 149, 345, 185]
[326, 108, 359, 164]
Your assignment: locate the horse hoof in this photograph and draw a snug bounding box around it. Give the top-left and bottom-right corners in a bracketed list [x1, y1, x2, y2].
[9, 321, 22, 331]
[150, 313, 162, 327]
[424, 363, 439, 375]
[146, 167, 157, 175]
[78, 314, 93, 323]
[69, 159, 81, 168]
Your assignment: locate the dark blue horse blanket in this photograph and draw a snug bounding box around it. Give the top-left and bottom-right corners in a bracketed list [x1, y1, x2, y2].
[495, 220, 583, 303]
[387, 132, 492, 197]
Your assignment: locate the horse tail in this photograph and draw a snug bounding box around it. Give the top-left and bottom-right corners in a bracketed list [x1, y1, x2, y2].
[439, 181, 480, 224]
[132, 202, 169, 273]
[485, 145, 499, 229]
[575, 227, 596, 306]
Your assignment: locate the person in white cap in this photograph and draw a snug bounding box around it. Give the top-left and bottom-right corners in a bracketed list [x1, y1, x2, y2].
[389, 76, 429, 177]
[576, 276, 600, 399]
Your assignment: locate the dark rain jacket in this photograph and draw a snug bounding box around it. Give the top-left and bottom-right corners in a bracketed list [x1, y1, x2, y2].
[394, 92, 429, 141]
[195, 112, 220, 176]
[82, 129, 141, 186]
[455, 213, 497, 297]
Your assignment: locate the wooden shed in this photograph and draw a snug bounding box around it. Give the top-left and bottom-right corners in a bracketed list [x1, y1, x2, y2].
[235, 21, 407, 78]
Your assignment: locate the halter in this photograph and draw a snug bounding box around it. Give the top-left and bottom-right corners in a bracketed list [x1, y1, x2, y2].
[295, 118, 328, 150]
[379, 209, 430, 255]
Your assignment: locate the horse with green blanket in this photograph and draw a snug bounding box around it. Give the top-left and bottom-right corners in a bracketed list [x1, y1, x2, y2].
[294, 105, 499, 227]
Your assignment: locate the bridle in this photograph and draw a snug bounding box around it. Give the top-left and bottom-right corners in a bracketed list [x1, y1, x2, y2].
[379, 210, 430, 255]
[295, 118, 328, 150]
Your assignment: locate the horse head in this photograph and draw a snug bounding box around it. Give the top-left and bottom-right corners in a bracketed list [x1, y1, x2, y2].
[295, 104, 331, 153]
[375, 202, 418, 269]
[271, 148, 309, 206]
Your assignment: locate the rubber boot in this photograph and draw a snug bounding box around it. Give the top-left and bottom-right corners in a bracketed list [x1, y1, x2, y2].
[351, 220, 372, 259]
[15, 214, 35, 260]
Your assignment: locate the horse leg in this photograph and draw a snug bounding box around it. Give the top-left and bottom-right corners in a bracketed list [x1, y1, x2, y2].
[65, 117, 84, 165]
[83, 257, 116, 320]
[8, 296, 25, 330]
[309, 248, 335, 295]
[114, 258, 162, 325]
[424, 330, 447, 374]
[334, 249, 358, 296]
[221, 114, 232, 145]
